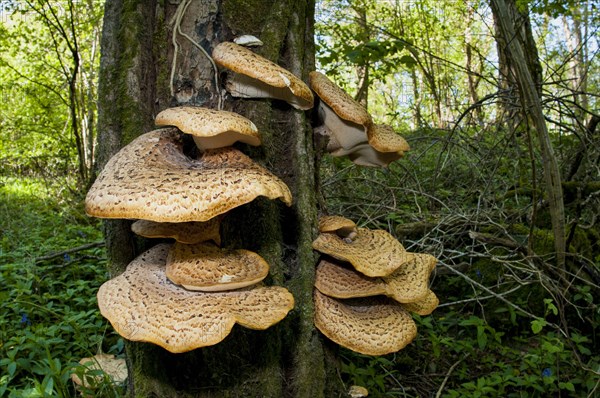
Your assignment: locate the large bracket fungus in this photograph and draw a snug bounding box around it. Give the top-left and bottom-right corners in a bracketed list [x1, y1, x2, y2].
[97, 244, 294, 353]
[85, 128, 292, 222]
[212, 42, 314, 110]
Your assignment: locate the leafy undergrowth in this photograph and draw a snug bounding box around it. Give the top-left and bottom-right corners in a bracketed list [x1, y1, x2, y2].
[0, 177, 125, 397]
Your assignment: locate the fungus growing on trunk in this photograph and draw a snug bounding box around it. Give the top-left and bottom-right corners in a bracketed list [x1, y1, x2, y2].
[313, 290, 417, 356]
[212, 42, 314, 110]
[97, 244, 295, 353]
[312, 227, 409, 277]
[165, 242, 270, 291]
[131, 217, 223, 245]
[85, 128, 292, 222]
[155, 106, 261, 150]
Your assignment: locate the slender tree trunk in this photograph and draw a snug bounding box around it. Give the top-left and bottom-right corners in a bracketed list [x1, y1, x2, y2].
[95, 0, 340, 396]
[490, 0, 566, 268]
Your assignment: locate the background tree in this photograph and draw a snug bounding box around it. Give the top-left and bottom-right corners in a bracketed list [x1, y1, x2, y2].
[96, 0, 339, 396]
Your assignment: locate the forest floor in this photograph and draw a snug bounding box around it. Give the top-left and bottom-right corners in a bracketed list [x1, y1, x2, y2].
[0, 176, 598, 397]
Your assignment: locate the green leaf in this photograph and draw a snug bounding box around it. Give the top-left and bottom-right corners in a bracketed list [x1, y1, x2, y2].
[399, 54, 417, 67]
[7, 362, 17, 377]
[531, 319, 547, 334]
[559, 381, 575, 392]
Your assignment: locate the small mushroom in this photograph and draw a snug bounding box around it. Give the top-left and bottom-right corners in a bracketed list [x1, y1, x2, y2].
[312, 227, 409, 277]
[155, 106, 261, 150]
[348, 385, 369, 398]
[318, 215, 357, 240]
[313, 290, 417, 356]
[97, 244, 295, 353]
[332, 124, 409, 167]
[165, 242, 269, 291]
[85, 129, 292, 222]
[131, 217, 222, 245]
[212, 42, 314, 110]
[314, 255, 436, 304]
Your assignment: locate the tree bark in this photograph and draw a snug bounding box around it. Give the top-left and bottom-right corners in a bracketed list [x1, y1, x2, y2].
[95, 0, 339, 396]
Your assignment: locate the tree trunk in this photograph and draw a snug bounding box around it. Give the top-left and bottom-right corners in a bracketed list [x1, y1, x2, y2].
[490, 0, 566, 268]
[95, 0, 340, 396]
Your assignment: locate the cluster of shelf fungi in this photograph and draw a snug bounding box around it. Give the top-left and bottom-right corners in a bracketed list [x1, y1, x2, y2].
[84, 40, 438, 384]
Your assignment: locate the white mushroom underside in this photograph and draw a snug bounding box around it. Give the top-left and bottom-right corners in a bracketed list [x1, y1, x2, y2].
[226, 73, 312, 110]
[319, 102, 368, 150]
[331, 143, 403, 167]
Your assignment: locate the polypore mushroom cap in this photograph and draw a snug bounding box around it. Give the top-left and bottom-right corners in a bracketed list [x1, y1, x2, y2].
[97, 244, 294, 353]
[312, 228, 408, 277]
[212, 42, 314, 110]
[314, 254, 435, 303]
[349, 385, 369, 398]
[131, 217, 222, 245]
[367, 124, 409, 154]
[166, 242, 269, 291]
[309, 71, 372, 151]
[155, 106, 261, 150]
[313, 290, 417, 356]
[85, 128, 292, 222]
[71, 353, 127, 388]
[318, 215, 357, 239]
[402, 289, 439, 316]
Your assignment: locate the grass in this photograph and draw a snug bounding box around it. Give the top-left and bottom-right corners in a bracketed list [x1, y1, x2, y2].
[0, 177, 125, 397]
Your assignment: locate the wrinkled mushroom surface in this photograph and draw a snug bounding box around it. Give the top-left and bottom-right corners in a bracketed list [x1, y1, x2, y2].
[97, 244, 294, 353]
[318, 215, 357, 239]
[313, 290, 416, 356]
[312, 227, 409, 277]
[314, 255, 434, 303]
[166, 242, 269, 291]
[213, 42, 314, 110]
[71, 353, 127, 388]
[402, 289, 439, 316]
[85, 129, 292, 222]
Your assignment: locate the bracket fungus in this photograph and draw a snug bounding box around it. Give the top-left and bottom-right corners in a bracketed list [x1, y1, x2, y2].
[155, 106, 261, 150]
[212, 42, 314, 110]
[97, 244, 294, 353]
[402, 290, 439, 316]
[309, 71, 372, 152]
[131, 217, 222, 245]
[313, 290, 417, 356]
[312, 227, 409, 277]
[166, 242, 270, 291]
[85, 128, 292, 222]
[71, 353, 127, 389]
[314, 254, 436, 304]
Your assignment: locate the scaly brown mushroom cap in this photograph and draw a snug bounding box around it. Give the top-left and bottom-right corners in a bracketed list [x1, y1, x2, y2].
[85, 129, 292, 222]
[312, 228, 409, 277]
[166, 242, 269, 291]
[402, 290, 439, 316]
[97, 244, 295, 353]
[212, 42, 314, 110]
[155, 106, 261, 150]
[366, 124, 409, 154]
[318, 215, 357, 239]
[131, 217, 222, 245]
[314, 254, 435, 303]
[313, 290, 417, 356]
[309, 71, 372, 151]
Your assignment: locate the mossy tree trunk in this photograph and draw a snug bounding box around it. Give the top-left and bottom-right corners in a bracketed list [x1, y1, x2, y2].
[96, 0, 340, 396]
